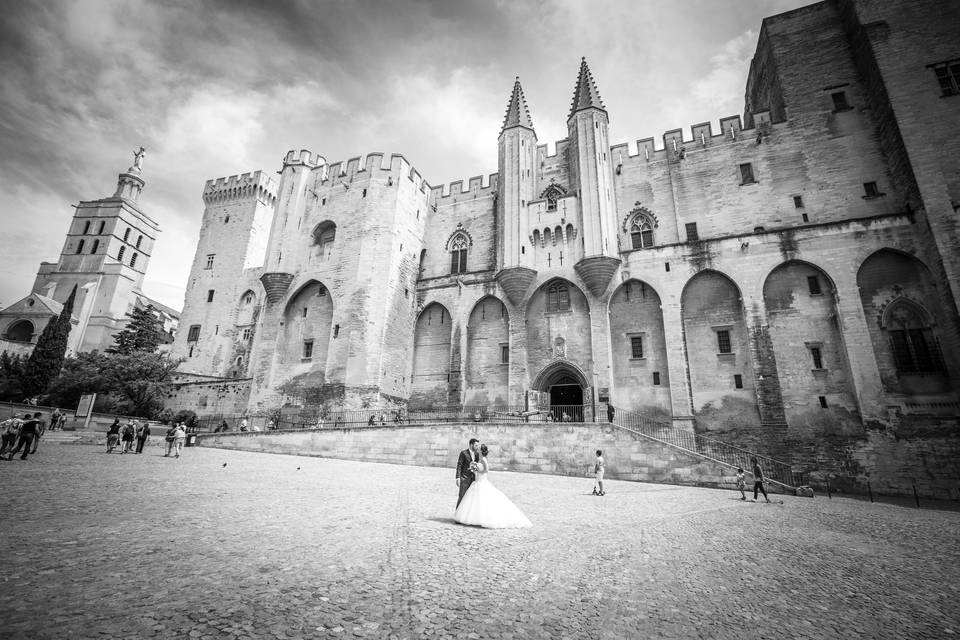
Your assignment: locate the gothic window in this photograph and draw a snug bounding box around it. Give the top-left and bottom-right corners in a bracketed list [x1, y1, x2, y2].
[630, 216, 655, 249]
[884, 300, 944, 374]
[449, 234, 468, 274]
[554, 226, 563, 245]
[205, 254, 215, 269]
[541, 184, 566, 212]
[242, 291, 255, 305]
[312, 222, 336, 260]
[545, 281, 570, 313]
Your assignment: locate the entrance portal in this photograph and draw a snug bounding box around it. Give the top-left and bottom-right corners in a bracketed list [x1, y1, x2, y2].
[531, 361, 589, 422]
[549, 377, 584, 421]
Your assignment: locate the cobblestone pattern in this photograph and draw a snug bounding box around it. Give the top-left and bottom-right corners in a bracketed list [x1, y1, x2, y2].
[1, 446, 958, 639]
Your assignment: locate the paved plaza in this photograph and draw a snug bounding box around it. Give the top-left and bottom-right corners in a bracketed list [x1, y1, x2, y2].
[1, 445, 959, 640]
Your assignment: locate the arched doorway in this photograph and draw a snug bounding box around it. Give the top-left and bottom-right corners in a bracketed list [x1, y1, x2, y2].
[531, 361, 589, 421]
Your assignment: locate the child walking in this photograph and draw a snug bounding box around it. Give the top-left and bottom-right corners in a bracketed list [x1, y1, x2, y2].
[592, 449, 605, 496]
[736, 467, 747, 500]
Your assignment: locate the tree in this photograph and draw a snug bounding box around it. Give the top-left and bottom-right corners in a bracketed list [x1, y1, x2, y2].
[44, 351, 181, 418]
[20, 286, 76, 399]
[0, 351, 26, 400]
[107, 304, 165, 355]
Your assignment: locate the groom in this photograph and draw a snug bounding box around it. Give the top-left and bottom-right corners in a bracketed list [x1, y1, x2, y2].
[455, 438, 481, 507]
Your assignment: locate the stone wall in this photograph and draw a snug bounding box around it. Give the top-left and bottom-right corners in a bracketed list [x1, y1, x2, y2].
[198, 421, 757, 493]
[166, 378, 252, 417]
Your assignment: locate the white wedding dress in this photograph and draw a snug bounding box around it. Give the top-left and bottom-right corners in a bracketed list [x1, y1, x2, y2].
[454, 457, 532, 529]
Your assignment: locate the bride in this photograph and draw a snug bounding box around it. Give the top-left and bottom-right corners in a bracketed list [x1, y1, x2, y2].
[454, 444, 532, 529]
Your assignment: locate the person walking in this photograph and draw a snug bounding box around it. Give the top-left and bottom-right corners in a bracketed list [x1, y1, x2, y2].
[121, 421, 136, 454]
[8, 413, 41, 460]
[606, 404, 615, 423]
[0, 416, 22, 457]
[106, 418, 121, 453]
[172, 423, 187, 458]
[736, 467, 747, 500]
[50, 408, 64, 431]
[28, 411, 46, 454]
[751, 456, 771, 503]
[135, 421, 151, 454]
[164, 423, 178, 457]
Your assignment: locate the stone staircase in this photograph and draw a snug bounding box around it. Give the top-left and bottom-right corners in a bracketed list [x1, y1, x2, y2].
[610, 406, 801, 493]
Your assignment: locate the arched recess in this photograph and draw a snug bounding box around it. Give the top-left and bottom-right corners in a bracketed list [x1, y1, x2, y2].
[608, 279, 671, 418]
[857, 250, 953, 394]
[410, 302, 452, 406]
[5, 319, 34, 342]
[311, 221, 336, 262]
[279, 280, 334, 382]
[530, 360, 589, 420]
[680, 270, 759, 427]
[464, 296, 509, 405]
[763, 261, 859, 431]
[236, 289, 259, 326]
[525, 278, 592, 399]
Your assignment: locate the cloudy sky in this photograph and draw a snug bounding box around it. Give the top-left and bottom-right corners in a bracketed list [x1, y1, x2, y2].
[0, 0, 810, 312]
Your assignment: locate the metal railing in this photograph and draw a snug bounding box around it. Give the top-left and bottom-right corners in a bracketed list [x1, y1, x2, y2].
[610, 405, 800, 488]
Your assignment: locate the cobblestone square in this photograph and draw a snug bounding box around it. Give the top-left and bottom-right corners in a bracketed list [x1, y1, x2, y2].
[1, 445, 958, 639]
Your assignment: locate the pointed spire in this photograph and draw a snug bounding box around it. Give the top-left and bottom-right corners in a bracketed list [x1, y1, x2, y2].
[568, 57, 606, 120]
[501, 76, 535, 134]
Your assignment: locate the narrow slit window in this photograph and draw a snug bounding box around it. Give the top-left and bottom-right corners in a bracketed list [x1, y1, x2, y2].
[652, 371, 661, 386]
[810, 346, 823, 369]
[76, 239, 85, 254]
[734, 374, 743, 389]
[831, 91, 850, 111]
[207, 290, 215, 302]
[793, 195, 804, 208]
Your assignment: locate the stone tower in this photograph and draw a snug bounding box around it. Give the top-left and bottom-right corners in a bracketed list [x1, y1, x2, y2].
[566, 58, 620, 297]
[171, 171, 278, 376]
[495, 78, 538, 306]
[31, 148, 160, 353]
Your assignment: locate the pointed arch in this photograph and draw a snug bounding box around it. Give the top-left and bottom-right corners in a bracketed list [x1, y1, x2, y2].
[465, 296, 510, 404]
[279, 279, 334, 372]
[681, 269, 759, 424]
[857, 248, 953, 391]
[526, 279, 592, 390]
[763, 260, 859, 428]
[5, 319, 35, 342]
[411, 302, 453, 405]
[608, 279, 671, 415]
[540, 183, 566, 212]
[311, 221, 336, 261]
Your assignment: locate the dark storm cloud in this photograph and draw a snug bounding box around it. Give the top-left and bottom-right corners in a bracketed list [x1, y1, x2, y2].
[0, 0, 812, 310]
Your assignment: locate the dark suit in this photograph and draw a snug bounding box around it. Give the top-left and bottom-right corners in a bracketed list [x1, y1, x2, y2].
[456, 448, 478, 507]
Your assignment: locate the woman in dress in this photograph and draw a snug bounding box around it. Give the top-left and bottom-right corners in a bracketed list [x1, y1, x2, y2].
[454, 444, 532, 529]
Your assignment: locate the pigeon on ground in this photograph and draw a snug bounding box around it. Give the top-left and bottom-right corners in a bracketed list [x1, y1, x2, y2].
[222, 462, 227, 468]
[296, 466, 301, 470]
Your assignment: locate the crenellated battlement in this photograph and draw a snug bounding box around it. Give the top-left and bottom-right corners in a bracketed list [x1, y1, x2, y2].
[606, 110, 778, 165]
[282, 149, 325, 168]
[203, 170, 278, 204]
[427, 173, 499, 203]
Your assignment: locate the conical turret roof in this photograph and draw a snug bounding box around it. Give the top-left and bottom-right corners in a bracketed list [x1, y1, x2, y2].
[568, 57, 606, 120]
[500, 77, 535, 134]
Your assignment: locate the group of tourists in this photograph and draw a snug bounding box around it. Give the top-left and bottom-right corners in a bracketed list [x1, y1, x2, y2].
[104, 418, 152, 454]
[0, 412, 45, 460]
[105, 418, 188, 458]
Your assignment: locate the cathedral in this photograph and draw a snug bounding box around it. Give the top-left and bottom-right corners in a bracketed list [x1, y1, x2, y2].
[0, 149, 178, 359]
[171, 0, 960, 474]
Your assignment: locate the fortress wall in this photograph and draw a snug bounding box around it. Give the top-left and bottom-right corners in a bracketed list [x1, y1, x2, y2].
[198, 422, 754, 492]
